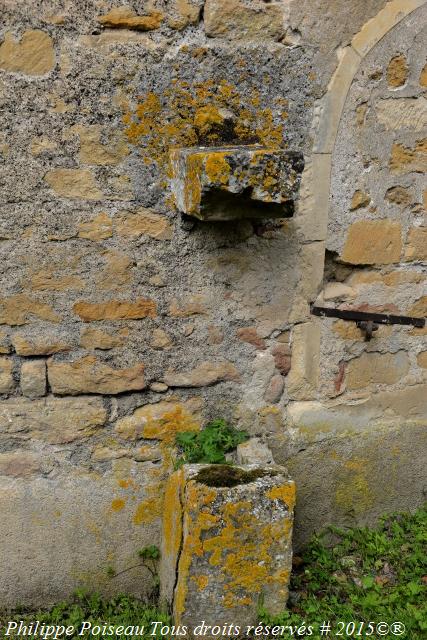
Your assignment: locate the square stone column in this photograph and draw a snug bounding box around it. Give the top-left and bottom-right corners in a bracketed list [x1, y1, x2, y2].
[160, 463, 295, 630]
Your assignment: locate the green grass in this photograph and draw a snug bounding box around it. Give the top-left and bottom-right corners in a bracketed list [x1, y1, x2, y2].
[0, 590, 170, 638]
[1, 506, 425, 639]
[259, 505, 427, 638]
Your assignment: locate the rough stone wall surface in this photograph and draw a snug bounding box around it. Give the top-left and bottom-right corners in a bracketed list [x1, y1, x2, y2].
[0, 0, 426, 606]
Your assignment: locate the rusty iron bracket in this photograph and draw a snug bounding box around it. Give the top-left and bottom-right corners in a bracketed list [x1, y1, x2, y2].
[310, 305, 425, 341]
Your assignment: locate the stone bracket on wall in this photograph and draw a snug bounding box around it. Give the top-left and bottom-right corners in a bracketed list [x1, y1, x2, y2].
[169, 146, 304, 221]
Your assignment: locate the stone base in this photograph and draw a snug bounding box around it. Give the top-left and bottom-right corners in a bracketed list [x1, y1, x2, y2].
[160, 463, 295, 630]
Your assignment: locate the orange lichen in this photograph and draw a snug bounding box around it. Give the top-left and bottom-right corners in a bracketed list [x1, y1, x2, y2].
[174, 482, 218, 621]
[130, 405, 202, 526]
[162, 469, 184, 560]
[193, 574, 209, 591]
[194, 105, 225, 136]
[205, 152, 231, 185]
[111, 498, 126, 512]
[133, 496, 162, 525]
[122, 79, 285, 190]
[266, 482, 296, 510]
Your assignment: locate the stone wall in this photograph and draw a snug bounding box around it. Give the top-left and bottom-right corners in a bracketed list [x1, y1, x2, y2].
[0, 0, 425, 606]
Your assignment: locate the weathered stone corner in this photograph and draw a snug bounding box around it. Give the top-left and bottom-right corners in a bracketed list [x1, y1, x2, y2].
[160, 463, 295, 630]
[170, 146, 304, 220]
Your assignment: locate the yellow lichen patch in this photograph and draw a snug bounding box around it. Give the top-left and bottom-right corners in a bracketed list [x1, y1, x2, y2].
[266, 482, 296, 510]
[335, 474, 374, 515]
[111, 498, 126, 512]
[193, 574, 209, 591]
[142, 405, 200, 445]
[133, 496, 162, 525]
[183, 153, 203, 214]
[123, 79, 285, 187]
[205, 152, 231, 185]
[118, 478, 139, 490]
[162, 469, 184, 561]
[174, 482, 219, 621]
[194, 105, 225, 136]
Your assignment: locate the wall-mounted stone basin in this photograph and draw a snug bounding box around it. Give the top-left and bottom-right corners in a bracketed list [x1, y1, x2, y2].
[160, 463, 295, 631]
[170, 146, 304, 221]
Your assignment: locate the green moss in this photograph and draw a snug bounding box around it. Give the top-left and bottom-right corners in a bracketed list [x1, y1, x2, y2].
[195, 465, 274, 488]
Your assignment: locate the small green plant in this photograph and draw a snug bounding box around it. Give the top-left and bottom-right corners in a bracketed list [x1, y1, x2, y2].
[175, 418, 249, 466]
[107, 545, 160, 603]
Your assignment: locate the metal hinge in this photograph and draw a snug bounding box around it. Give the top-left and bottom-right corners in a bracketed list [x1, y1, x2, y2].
[311, 305, 425, 341]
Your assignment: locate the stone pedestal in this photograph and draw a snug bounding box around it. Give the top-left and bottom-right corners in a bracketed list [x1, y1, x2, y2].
[160, 463, 295, 631]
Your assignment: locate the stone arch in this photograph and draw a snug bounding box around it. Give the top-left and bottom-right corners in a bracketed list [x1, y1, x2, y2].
[290, 0, 426, 399]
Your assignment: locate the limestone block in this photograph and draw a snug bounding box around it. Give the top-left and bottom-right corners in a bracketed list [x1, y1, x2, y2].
[287, 322, 320, 400]
[417, 351, 427, 368]
[78, 212, 113, 240]
[167, 0, 202, 30]
[389, 139, 427, 174]
[0, 31, 55, 76]
[385, 186, 412, 206]
[74, 126, 129, 166]
[0, 451, 50, 478]
[0, 470, 159, 608]
[44, 169, 103, 200]
[386, 54, 408, 88]
[48, 356, 145, 395]
[97, 7, 163, 31]
[346, 351, 410, 389]
[0, 294, 60, 326]
[312, 46, 360, 154]
[376, 97, 427, 131]
[170, 146, 304, 220]
[236, 438, 274, 465]
[163, 361, 239, 387]
[294, 154, 332, 242]
[21, 360, 46, 398]
[405, 227, 427, 261]
[0, 357, 14, 394]
[322, 282, 357, 301]
[116, 209, 172, 240]
[350, 190, 370, 210]
[204, 0, 287, 41]
[0, 396, 106, 444]
[160, 464, 295, 627]
[0, 331, 10, 354]
[80, 327, 128, 350]
[73, 298, 156, 321]
[151, 328, 173, 350]
[12, 331, 72, 356]
[341, 220, 402, 265]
